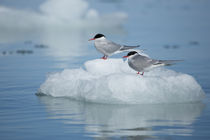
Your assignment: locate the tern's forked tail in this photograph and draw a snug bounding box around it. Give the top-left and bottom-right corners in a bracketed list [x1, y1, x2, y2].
[155, 60, 183, 66]
[120, 45, 140, 51]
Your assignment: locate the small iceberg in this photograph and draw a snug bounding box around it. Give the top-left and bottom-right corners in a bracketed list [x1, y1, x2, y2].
[38, 59, 205, 104]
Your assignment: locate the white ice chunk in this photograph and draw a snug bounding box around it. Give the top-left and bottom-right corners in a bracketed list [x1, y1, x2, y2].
[39, 59, 205, 104]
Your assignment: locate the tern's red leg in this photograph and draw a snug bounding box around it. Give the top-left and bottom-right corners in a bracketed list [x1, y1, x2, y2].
[101, 55, 107, 60]
[137, 72, 140, 74]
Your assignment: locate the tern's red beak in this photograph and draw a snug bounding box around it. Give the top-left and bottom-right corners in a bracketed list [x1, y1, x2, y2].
[88, 38, 95, 41]
[123, 56, 128, 58]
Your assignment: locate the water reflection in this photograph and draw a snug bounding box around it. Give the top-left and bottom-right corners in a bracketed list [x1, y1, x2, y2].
[38, 96, 204, 139]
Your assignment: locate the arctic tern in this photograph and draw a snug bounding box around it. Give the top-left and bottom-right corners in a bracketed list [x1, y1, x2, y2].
[89, 34, 140, 60]
[123, 51, 182, 75]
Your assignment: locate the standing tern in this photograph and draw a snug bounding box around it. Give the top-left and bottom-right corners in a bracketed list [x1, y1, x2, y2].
[123, 51, 182, 75]
[89, 34, 140, 60]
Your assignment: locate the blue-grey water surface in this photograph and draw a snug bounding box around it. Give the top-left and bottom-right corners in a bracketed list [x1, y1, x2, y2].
[0, 0, 210, 139]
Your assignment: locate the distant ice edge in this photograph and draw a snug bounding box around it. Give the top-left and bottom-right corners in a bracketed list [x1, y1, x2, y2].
[38, 59, 205, 104]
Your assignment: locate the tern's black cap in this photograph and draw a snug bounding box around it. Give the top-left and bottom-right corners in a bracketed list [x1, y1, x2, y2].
[94, 34, 105, 39]
[127, 51, 138, 56]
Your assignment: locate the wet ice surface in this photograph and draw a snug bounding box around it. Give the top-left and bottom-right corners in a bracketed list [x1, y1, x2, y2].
[39, 59, 204, 104]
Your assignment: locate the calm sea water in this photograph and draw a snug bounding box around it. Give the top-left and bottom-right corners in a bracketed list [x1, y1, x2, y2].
[0, 0, 210, 140]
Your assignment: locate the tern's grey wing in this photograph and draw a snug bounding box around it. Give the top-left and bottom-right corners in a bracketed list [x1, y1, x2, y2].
[103, 40, 121, 55]
[128, 55, 158, 72]
[94, 39, 121, 56]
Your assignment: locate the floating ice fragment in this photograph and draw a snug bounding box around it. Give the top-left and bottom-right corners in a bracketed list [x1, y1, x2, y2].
[39, 59, 205, 104]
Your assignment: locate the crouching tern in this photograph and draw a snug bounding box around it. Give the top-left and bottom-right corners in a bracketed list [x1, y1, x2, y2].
[123, 51, 182, 75]
[89, 34, 140, 60]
